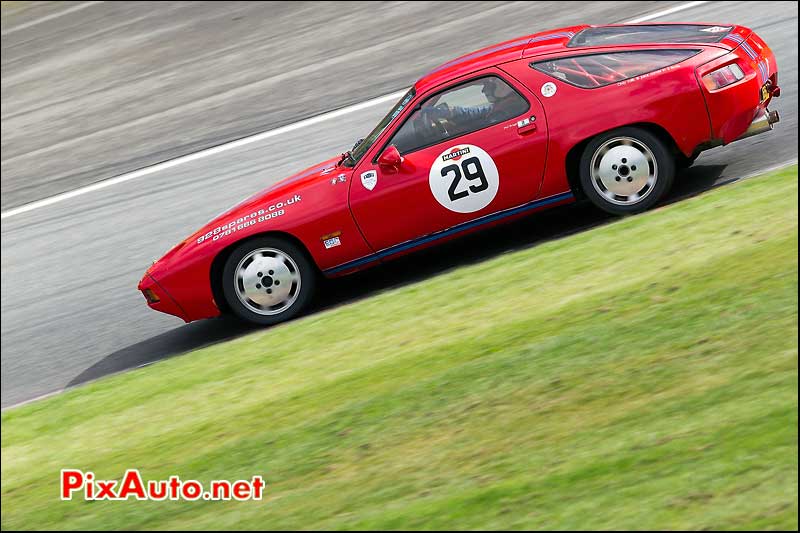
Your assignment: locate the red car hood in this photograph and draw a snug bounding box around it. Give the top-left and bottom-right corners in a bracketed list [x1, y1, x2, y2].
[147, 155, 346, 274]
[208, 155, 342, 226]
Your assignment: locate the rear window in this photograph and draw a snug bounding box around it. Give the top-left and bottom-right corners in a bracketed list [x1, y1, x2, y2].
[568, 24, 732, 47]
[531, 49, 699, 89]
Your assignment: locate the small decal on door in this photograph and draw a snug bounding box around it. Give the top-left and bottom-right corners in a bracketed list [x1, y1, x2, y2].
[323, 236, 341, 249]
[361, 170, 378, 191]
[442, 147, 470, 161]
[429, 144, 499, 214]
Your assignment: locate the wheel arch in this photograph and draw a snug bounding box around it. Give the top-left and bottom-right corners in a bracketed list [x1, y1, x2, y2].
[209, 230, 318, 315]
[564, 122, 682, 199]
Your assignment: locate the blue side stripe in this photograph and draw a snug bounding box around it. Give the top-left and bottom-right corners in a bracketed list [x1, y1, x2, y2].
[758, 61, 767, 82]
[723, 33, 759, 62]
[325, 192, 574, 274]
[741, 42, 758, 60]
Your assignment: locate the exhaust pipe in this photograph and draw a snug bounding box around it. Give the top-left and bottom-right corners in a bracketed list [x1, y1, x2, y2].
[735, 109, 780, 141]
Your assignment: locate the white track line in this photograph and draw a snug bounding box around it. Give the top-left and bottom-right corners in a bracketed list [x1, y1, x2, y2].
[1, 1, 104, 36]
[2, 388, 64, 412]
[1, 91, 407, 220]
[626, 1, 709, 23]
[739, 157, 798, 180]
[0, 0, 709, 220]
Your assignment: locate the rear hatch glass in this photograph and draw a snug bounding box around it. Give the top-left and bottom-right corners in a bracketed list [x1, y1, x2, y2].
[531, 49, 700, 89]
[568, 24, 733, 47]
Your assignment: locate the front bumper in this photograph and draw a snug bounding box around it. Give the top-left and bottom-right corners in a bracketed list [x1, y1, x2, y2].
[138, 273, 189, 322]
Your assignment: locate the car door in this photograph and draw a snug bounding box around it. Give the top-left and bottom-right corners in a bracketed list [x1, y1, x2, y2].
[349, 72, 548, 253]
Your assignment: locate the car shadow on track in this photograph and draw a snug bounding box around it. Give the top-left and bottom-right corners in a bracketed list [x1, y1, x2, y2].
[67, 164, 727, 389]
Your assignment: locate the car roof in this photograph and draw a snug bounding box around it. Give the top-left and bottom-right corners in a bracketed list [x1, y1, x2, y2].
[415, 24, 588, 93]
[414, 23, 749, 94]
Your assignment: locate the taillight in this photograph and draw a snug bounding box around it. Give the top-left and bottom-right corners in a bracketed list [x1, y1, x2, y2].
[702, 64, 745, 90]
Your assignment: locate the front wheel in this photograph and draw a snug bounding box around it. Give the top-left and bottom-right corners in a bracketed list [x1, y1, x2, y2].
[579, 127, 675, 215]
[221, 236, 316, 325]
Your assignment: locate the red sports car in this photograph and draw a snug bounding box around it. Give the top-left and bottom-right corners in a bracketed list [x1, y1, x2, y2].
[139, 23, 780, 325]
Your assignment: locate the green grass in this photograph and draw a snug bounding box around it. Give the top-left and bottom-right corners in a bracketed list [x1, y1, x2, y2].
[2, 166, 797, 530]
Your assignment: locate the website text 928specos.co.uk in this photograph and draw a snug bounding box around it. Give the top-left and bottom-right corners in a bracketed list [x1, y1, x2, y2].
[60, 469, 266, 501]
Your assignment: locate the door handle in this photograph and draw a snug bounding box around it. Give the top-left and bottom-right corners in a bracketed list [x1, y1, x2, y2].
[516, 115, 537, 134]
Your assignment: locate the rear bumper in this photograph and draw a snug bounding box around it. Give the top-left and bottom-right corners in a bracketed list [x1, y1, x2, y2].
[697, 31, 779, 145]
[138, 273, 190, 322]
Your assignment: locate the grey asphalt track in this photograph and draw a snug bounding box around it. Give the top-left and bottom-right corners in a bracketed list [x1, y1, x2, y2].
[1, 1, 797, 407]
[1, 0, 668, 211]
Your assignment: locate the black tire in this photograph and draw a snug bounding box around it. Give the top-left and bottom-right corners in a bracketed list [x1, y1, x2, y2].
[677, 153, 698, 169]
[221, 236, 317, 325]
[579, 127, 675, 215]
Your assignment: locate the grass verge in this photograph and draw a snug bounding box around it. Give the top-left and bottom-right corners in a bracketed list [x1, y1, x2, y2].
[2, 166, 797, 530]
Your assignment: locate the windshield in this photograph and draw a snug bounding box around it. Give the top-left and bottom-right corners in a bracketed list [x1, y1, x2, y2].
[347, 88, 416, 165]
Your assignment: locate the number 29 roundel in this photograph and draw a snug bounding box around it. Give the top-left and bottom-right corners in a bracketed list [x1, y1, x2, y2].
[429, 144, 499, 213]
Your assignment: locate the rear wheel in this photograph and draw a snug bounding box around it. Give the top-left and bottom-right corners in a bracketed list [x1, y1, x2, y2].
[579, 127, 675, 215]
[222, 236, 316, 325]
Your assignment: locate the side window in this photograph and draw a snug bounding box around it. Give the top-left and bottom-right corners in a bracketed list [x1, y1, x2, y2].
[531, 49, 699, 88]
[389, 76, 529, 156]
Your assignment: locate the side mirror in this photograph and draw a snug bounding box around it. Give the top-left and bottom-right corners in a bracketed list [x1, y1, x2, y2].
[377, 145, 403, 173]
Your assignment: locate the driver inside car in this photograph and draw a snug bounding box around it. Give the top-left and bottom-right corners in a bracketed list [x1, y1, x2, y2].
[413, 78, 527, 143]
